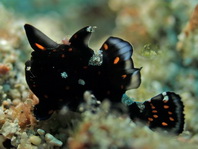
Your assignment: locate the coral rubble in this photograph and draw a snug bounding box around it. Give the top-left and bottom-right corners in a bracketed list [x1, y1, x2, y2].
[0, 1, 198, 149]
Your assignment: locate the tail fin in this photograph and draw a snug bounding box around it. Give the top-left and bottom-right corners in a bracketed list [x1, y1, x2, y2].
[125, 92, 184, 134]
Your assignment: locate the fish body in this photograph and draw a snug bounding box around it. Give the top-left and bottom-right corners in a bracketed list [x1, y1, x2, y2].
[24, 24, 184, 134]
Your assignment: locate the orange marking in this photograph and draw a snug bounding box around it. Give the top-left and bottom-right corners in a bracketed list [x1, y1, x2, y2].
[104, 44, 108, 50]
[151, 105, 155, 109]
[168, 111, 173, 115]
[61, 54, 65, 58]
[153, 115, 158, 118]
[114, 57, 120, 64]
[83, 66, 88, 69]
[35, 43, 46, 50]
[169, 117, 174, 121]
[148, 118, 153, 121]
[44, 95, 48, 98]
[163, 100, 168, 103]
[162, 122, 168, 126]
[164, 105, 169, 109]
[152, 110, 158, 113]
[121, 85, 124, 89]
[68, 48, 73, 52]
[48, 110, 54, 114]
[121, 74, 127, 79]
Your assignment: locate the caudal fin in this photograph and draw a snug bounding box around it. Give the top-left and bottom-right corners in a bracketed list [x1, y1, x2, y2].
[127, 92, 184, 134]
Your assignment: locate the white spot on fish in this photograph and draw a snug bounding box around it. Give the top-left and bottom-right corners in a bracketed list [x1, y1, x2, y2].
[78, 79, 85, 85]
[163, 95, 169, 102]
[26, 66, 31, 71]
[162, 92, 169, 101]
[88, 50, 103, 66]
[86, 26, 97, 32]
[162, 92, 167, 96]
[61, 72, 68, 79]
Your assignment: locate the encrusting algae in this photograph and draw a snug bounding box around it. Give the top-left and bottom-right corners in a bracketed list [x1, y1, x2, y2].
[0, 1, 198, 149]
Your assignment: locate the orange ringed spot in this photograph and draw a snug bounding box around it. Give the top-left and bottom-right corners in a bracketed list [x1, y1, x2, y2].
[35, 43, 46, 50]
[168, 111, 173, 115]
[164, 105, 169, 109]
[169, 117, 175, 121]
[153, 115, 158, 118]
[103, 44, 108, 50]
[151, 105, 155, 109]
[148, 118, 153, 121]
[121, 74, 127, 79]
[114, 57, 120, 64]
[162, 122, 168, 126]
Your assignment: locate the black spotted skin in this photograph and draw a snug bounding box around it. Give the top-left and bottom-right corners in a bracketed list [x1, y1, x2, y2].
[24, 24, 141, 120]
[24, 24, 184, 134]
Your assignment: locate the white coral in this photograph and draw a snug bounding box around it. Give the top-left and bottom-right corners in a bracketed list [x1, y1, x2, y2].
[1, 120, 20, 138]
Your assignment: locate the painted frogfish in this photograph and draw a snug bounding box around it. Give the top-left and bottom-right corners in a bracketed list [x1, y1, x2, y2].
[24, 24, 184, 134]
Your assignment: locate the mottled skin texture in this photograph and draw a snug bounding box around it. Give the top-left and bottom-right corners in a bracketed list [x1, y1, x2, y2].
[24, 24, 184, 134]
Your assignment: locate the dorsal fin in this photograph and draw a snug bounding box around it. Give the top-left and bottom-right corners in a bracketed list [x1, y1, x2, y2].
[100, 37, 141, 90]
[24, 24, 59, 51]
[69, 26, 96, 48]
